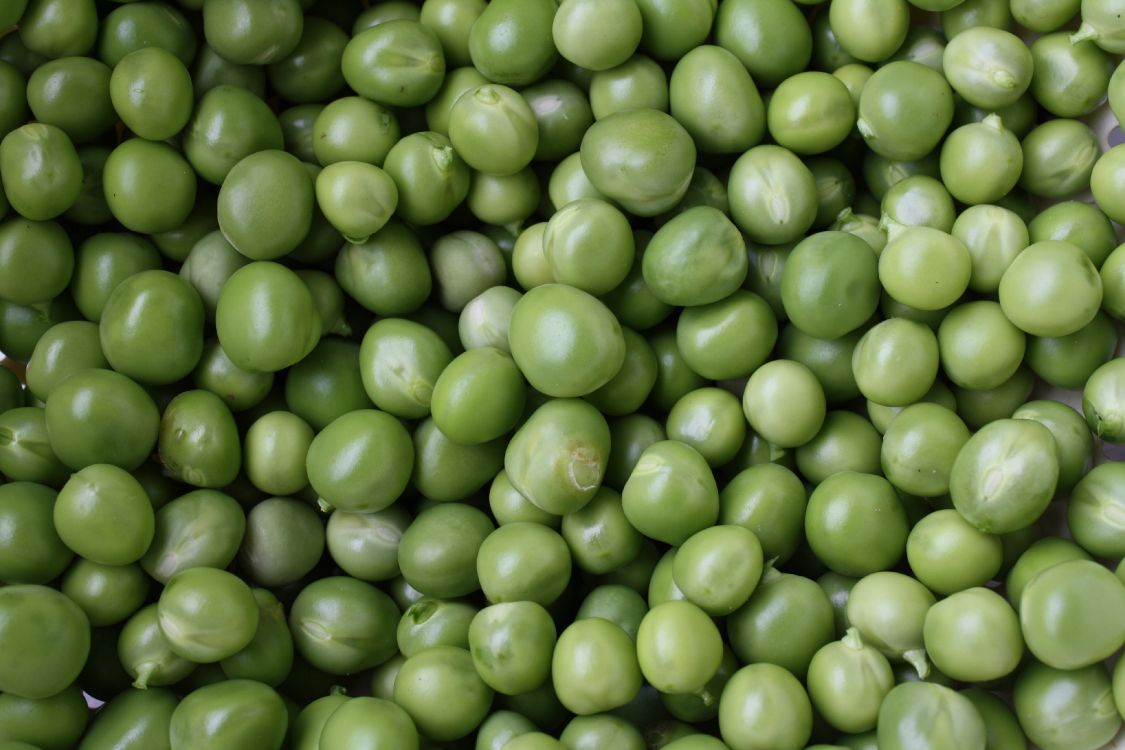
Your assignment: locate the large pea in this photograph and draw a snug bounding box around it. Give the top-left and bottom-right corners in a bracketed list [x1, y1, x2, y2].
[336, 220, 433, 316]
[0, 219, 73, 307]
[306, 409, 414, 514]
[781, 231, 880, 340]
[77, 687, 177, 750]
[643, 206, 748, 307]
[183, 85, 284, 185]
[0, 123, 82, 221]
[728, 145, 818, 245]
[876, 682, 986, 750]
[0, 584, 89, 699]
[103, 139, 196, 234]
[109, 47, 193, 141]
[622, 440, 719, 545]
[431, 347, 525, 446]
[202, 0, 303, 65]
[467, 0, 558, 86]
[141, 489, 246, 584]
[289, 576, 400, 675]
[544, 198, 634, 296]
[54, 463, 154, 566]
[240, 497, 325, 588]
[217, 150, 314, 261]
[168, 679, 286, 750]
[668, 45, 765, 154]
[341, 19, 445, 107]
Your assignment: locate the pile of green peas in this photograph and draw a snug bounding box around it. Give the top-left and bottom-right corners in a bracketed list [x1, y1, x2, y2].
[4, 0, 1125, 748]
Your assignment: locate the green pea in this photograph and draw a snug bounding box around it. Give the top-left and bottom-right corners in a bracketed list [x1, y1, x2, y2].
[781, 231, 879, 340]
[337, 220, 434, 315]
[26, 56, 113, 145]
[0, 481, 71, 583]
[909, 508, 1002, 594]
[241, 411, 311, 496]
[1028, 201, 1116, 267]
[267, 17, 348, 103]
[458, 286, 520, 353]
[156, 566, 259, 664]
[1065, 462, 1125, 558]
[669, 45, 765, 154]
[1092, 144, 1125, 225]
[665, 387, 746, 468]
[193, 43, 267, 100]
[183, 86, 283, 187]
[719, 662, 813, 750]
[469, 601, 556, 696]
[54, 463, 154, 566]
[1029, 33, 1111, 117]
[941, 0, 1011, 35]
[0, 584, 89, 699]
[953, 365, 1036, 430]
[589, 54, 669, 121]
[103, 139, 197, 234]
[239, 496, 325, 588]
[960, 688, 1028, 750]
[202, 0, 302, 64]
[24, 321, 102, 403]
[218, 588, 294, 686]
[141, 489, 245, 583]
[342, 19, 445, 107]
[1020, 119, 1100, 199]
[1014, 661, 1121, 750]
[359, 318, 451, 420]
[168, 679, 286, 750]
[543, 199, 632, 295]
[923, 587, 1023, 683]
[289, 575, 399, 675]
[216, 262, 321, 373]
[636, 600, 722, 694]
[780, 325, 865, 405]
[715, 0, 811, 86]
[0, 124, 82, 222]
[0, 684, 87, 749]
[951, 204, 1028, 294]
[118, 603, 194, 689]
[876, 682, 986, 750]
[467, 0, 557, 86]
[942, 28, 1032, 110]
[857, 62, 954, 161]
[742, 359, 826, 448]
[1012, 0, 1077, 30]
[580, 108, 696, 217]
[552, 617, 642, 715]
[560, 486, 642, 574]
[622, 440, 719, 545]
[109, 47, 192, 142]
[845, 570, 934, 673]
[305, 409, 414, 513]
[880, 176, 954, 232]
[1020, 559, 1125, 670]
[676, 291, 778, 381]
[77, 687, 177, 750]
[395, 646, 493, 741]
[807, 628, 894, 734]
[477, 522, 572, 606]
[728, 145, 817, 245]
[829, 0, 909, 62]
[998, 240, 1102, 337]
[940, 116, 1024, 205]
[879, 226, 971, 311]
[217, 150, 314, 260]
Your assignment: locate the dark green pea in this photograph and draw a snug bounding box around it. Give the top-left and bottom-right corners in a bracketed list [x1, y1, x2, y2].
[397, 502, 492, 598]
[796, 410, 882, 484]
[353, 1, 422, 32]
[877, 682, 986, 750]
[808, 158, 857, 230]
[603, 242, 675, 333]
[383, 132, 470, 226]
[0, 296, 80, 362]
[239, 496, 324, 588]
[1055, 312, 1125, 386]
[290, 693, 349, 750]
[954, 91, 1037, 139]
[78, 687, 177, 750]
[719, 463, 807, 564]
[267, 18, 347, 104]
[183, 87, 283, 187]
[397, 597, 476, 657]
[489, 469, 561, 527]
[289, 575, 399, 675]
[665, 387, 746, 468]
[560, 486, 643, 575]
[952, 365, 1035, 430]
[677, 291, 778, 382]
[216, 262, 321, 373]
[0, 683, 87, 749]
[0, 62, 25, 144]
[192, 44, 266, 99]
[318, 697, 418, 750]
[1020, 119, 1100, 199]
[742, 241, 791, 321]
[219, 588, 293, 686]
[109, 47, 192, 141]
[584, 327, 658, 416]
[959, 689, 1027, 750]
[217, 150, 313, 260]
[781, 231, 878, 340]
[177, 233, 247, 321]
[202, 0, 303, 64]
[941, 0, 1011, 36]
[98, 270, 204, 385]
[1029, 33, 1111, 117]
[862, 152, 942, 202]
[715, 0, 811, 86]
[812, 10, 859, 72]
[425, 66, 488, 135]
[1010, 400, 1092, 496]
[337, 220, 433, 315]
[150, 197, 218, 264]
[140, 489, 245, 583]
[642, 206, 747, 307]
[63, 144, 109, 226]
[26, 56, 113, 144]
[0, 407, 68, 486]
[505, 398, 610, 515]
[411, 417, 504, 502]
[857, 62, 954, 161]
[467, 0, 558, 86]
[98, 1, 195, 66]
[45, 368, 158, 471]
[17, 0, 96, 57]
[520, 79, 593, 162]
[806, 472, 908, 576]
[342, 19, 445, 107]
[157, 389, 239, 489]
[118, 603, 195, 689]
[430, 347, 524, 446]
[278, 104, 322, 164]
[61, 558, 148, 628]
[280, 340, 367, 429]
[0, 584, 89, 699]
[669, 45, 765, 155]
[1029, 200, 1116, 267]
[0, 31, 47, 77]
[0, 481, 69, 583]
[157, 566, 258, 663]
[305, 409, 413, 513]
[0, 124, 81, 222]
[103, 138, 197, 234]
[168, 679, 286, 750]
[466, 168, 540, 226]
[1014, 662, 1121, 750]
[24, 320, 104, 402]
[192, 340, 273, 413]
[779, 325, 864, 405]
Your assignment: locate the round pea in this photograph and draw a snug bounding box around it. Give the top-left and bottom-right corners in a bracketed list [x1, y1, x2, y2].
[0, 584, 89, 699]
[470, 601, 556, 695]
[668, 45, 765, 155]
[552, 617, 642, 715]
[781, 231, 880, 340]
[1020, 559, 1125, 670]
[998, 240, 1102, 337]
[719, 663, 813, 750]
[288, 576, 399, 675]
[637, 600, 723, 694]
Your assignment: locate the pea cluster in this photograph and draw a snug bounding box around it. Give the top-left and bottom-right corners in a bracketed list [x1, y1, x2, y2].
[1, 0, 1125, 749]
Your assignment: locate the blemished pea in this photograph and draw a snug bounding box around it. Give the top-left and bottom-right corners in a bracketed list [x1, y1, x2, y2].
[728, 145, 818, 245]
[879, 226, 972, 311]
[881, 175, 956, 232]
[857, 62, 954, 161]
[719, 662, 814, 750]
[1020, 119, 1101, 199]
[1067, 462, 1125, 557]
[341, 19, 445, 107]
[359, 317, 452, 419]
[951, 204, 1029, 294]
[1084, 354, 1125, 444]
[998, 240, 1102, 337]
[852, 318, 940, 407]
[950, 418, 1059, 534]
[580, 108, 697, 217]
[622, 440, 719, 546]
[157, 566, 258, 663]
[807, 628, 894, 734]
[552, 617, 642, 715]
[140, 489, 245, 585]
[1020, 559, 1125, 670]
[289, 575, 400, 675]
[781, 231, 880, 340]
[1014, 661, 1122, 750]
[715, 0, 812, 87]
[168, 679, 287, 750]
[477, 522, 572, 606]
[877, 682, 987, 750]
[508, 284, 626, 398]
[806, 472, 909, 577]
[942, 28, 1032, 109]
[676, 291, 778, 381]
[668, 45, 765, 155]
[1030, 33, 1112, 117]
[907, 508, 1002, 594]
